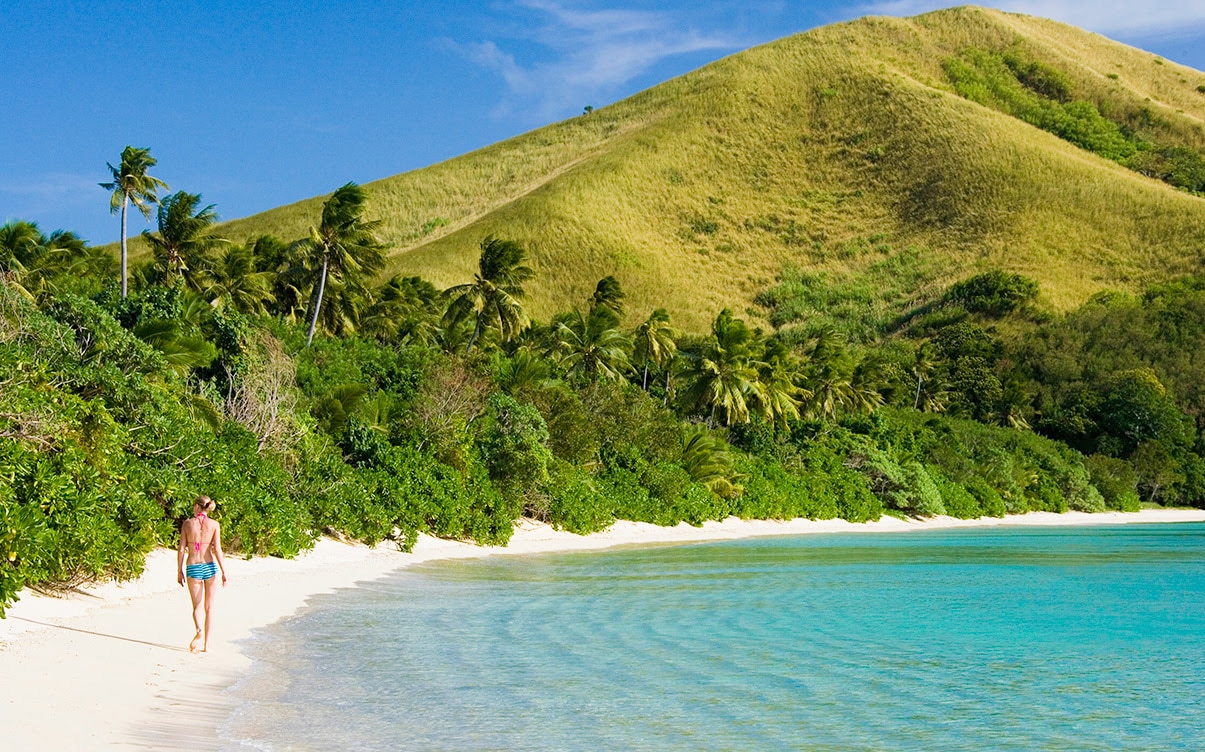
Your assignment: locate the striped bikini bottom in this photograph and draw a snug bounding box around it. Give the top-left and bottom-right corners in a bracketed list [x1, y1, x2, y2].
[185, 561, 218, 581]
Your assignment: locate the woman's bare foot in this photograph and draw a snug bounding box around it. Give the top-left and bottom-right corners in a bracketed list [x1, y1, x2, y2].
[189, 630, 203, 653]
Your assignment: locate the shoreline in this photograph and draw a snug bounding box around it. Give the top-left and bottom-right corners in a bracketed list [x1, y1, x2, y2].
[2, 508, 1203, 750]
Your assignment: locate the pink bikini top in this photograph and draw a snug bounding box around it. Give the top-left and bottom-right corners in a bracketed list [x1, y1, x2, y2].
[194, 513, 208, 553]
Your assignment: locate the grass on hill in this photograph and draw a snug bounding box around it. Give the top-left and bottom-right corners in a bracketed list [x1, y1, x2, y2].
[125, 5, 1205, 334]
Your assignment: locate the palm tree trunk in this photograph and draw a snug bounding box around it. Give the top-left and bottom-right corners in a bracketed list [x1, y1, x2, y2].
[307, 256, 329, 346]
[120, 193, 129, 299]
[466, 316, 483, 354]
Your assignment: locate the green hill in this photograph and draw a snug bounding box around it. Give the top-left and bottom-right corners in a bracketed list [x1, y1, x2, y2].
[199, 6, 1205, 332]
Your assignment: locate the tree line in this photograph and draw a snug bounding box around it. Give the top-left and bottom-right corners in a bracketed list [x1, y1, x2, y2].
[2, 145, 1203, 614]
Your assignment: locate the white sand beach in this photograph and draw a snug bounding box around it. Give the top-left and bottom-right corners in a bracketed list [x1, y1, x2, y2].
[2, 508, 1203, 750]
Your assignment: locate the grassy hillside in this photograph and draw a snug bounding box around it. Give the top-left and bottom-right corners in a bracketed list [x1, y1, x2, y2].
[194, 6, 1205, 332]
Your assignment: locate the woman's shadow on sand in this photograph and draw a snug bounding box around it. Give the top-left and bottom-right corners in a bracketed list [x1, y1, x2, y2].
[8, 615, 190, 652]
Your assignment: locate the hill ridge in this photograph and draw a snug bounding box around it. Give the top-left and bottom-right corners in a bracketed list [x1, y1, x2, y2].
[166, 6, 1205, 331]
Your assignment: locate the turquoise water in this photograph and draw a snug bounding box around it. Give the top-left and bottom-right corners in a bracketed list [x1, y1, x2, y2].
[223, 524, 1205, 750]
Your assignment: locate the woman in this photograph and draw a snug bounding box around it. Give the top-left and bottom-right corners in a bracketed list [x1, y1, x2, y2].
[177, 495, 228, 652]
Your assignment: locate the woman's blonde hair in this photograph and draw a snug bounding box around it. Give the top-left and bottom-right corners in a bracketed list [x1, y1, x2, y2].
[194, 495, 216, 513]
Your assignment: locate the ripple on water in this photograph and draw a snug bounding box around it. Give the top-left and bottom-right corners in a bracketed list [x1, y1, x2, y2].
[222, 524, 1205, 751]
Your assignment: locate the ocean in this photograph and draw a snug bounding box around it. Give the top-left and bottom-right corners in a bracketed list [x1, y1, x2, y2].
[222, 523, 1205, 750]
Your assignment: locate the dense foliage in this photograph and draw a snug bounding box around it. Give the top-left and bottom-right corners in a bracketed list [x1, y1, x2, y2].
[3, 148, 1204, 615]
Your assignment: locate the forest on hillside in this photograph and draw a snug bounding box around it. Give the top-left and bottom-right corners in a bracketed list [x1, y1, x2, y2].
[2, 147, 1205, 615]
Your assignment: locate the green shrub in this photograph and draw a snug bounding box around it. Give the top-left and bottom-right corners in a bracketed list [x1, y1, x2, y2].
[477, 393, 553, 509]
[602, 467, 654, 522]
[931, 468, 982, 518]
[943, 271, 1039, 318]
[965, 476, 1007, 517]
[1084, 454, 1141, 511]
[545, 461, 615, 534]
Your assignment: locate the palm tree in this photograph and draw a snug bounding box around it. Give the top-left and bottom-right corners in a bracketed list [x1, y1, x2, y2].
[142, 191, 222, 290]
[442, 236, 533, 353]
[494, 349, 554, 397]
[309, 273, 373, 339]
[802, 328, 855, 422]
[681, 426, 742, 498]
[679, 309, 765, 427]
[632, 308, 677, 390]
[0, 221, 97, 300]
[753, 336, 804, 430]
[294, 183, 385, 345]
[911, 343, 946, 413]
[206, 243, 274, 314]
[100, 146, 168, 298]
[549, 304, 632, 382]
[360, 274, 440, 342]
[590, 275, 625, 316]
[848, 355, 887, 416]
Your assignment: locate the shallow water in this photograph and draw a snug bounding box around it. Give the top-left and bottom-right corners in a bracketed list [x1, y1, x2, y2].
[223, 524, 1205, 750]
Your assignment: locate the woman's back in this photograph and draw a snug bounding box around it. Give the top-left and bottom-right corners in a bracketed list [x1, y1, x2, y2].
[183, 516, 219, 564]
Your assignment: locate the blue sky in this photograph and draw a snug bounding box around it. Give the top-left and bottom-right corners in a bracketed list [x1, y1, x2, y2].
[4, 1, 1205, 244]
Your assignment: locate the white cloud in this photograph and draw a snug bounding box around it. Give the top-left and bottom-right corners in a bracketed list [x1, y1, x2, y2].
[456, 1, 745, 120]
[856, 0, 1205, 37]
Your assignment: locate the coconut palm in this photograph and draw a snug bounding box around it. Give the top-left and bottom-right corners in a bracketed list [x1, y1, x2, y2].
[494, 349, 555, 397]
[848, 355, 887, 416]
[801, 328, 856, 422]
[681, 425, 742, 498]
[0, 221, 97, 300]
[442, 235, 533, 353]
[100, 146, 168, 298]
[679, 309, 765, 427]
[590, 275, 625, 316]
[360, 274, 440, 342]
[206, 243, 274, 314]
[752, 336, 804, 430]
[632, 308, 677, 391]
[310, 273, 373, 339]
[549, 304, 632, 382]
[910, 343, 946, 413]
[142, 191, 222, 291]
[294, 183, 385, 345]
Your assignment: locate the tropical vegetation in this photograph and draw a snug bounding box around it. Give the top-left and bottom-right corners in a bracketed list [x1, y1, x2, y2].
[5, 6, 1205, 617]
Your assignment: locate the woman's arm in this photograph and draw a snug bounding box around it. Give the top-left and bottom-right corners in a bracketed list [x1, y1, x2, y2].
[213, 523, 228, 585]
[177, 525, 188, 586]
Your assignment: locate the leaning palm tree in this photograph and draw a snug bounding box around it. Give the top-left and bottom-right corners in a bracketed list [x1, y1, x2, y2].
[441, 235, 533, 354]
[493, 349, 555, 397]
[632, 308, 677, 391]
[100, 146, 168, 298]
[0, 221, 96, 300]
[590, 275, 625, 316]
[142, 191, 222, 291]
[802, 328, 855, 422]
[681, 425, 742, 498]
[294, 182, 385, 345]
[360, 274, 441, 342]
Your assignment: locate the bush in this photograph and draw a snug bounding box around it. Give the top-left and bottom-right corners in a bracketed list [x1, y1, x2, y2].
[943, 271, 1039, 318]
[477, 393, 553, 511]
[931, 468, 982, 518]
[545, 461, 615, 534]
[1084, 454, 1141, 511]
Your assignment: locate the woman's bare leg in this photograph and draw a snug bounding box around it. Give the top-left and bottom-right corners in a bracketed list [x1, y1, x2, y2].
[202, 577, 218, 652]
[187, 578, 205, 652]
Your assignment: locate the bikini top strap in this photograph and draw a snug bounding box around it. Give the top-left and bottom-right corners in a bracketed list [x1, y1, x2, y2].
[193, 513, 209, 552]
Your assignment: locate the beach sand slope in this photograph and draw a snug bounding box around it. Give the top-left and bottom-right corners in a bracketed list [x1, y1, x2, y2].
[2, 509, 1203, 750]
